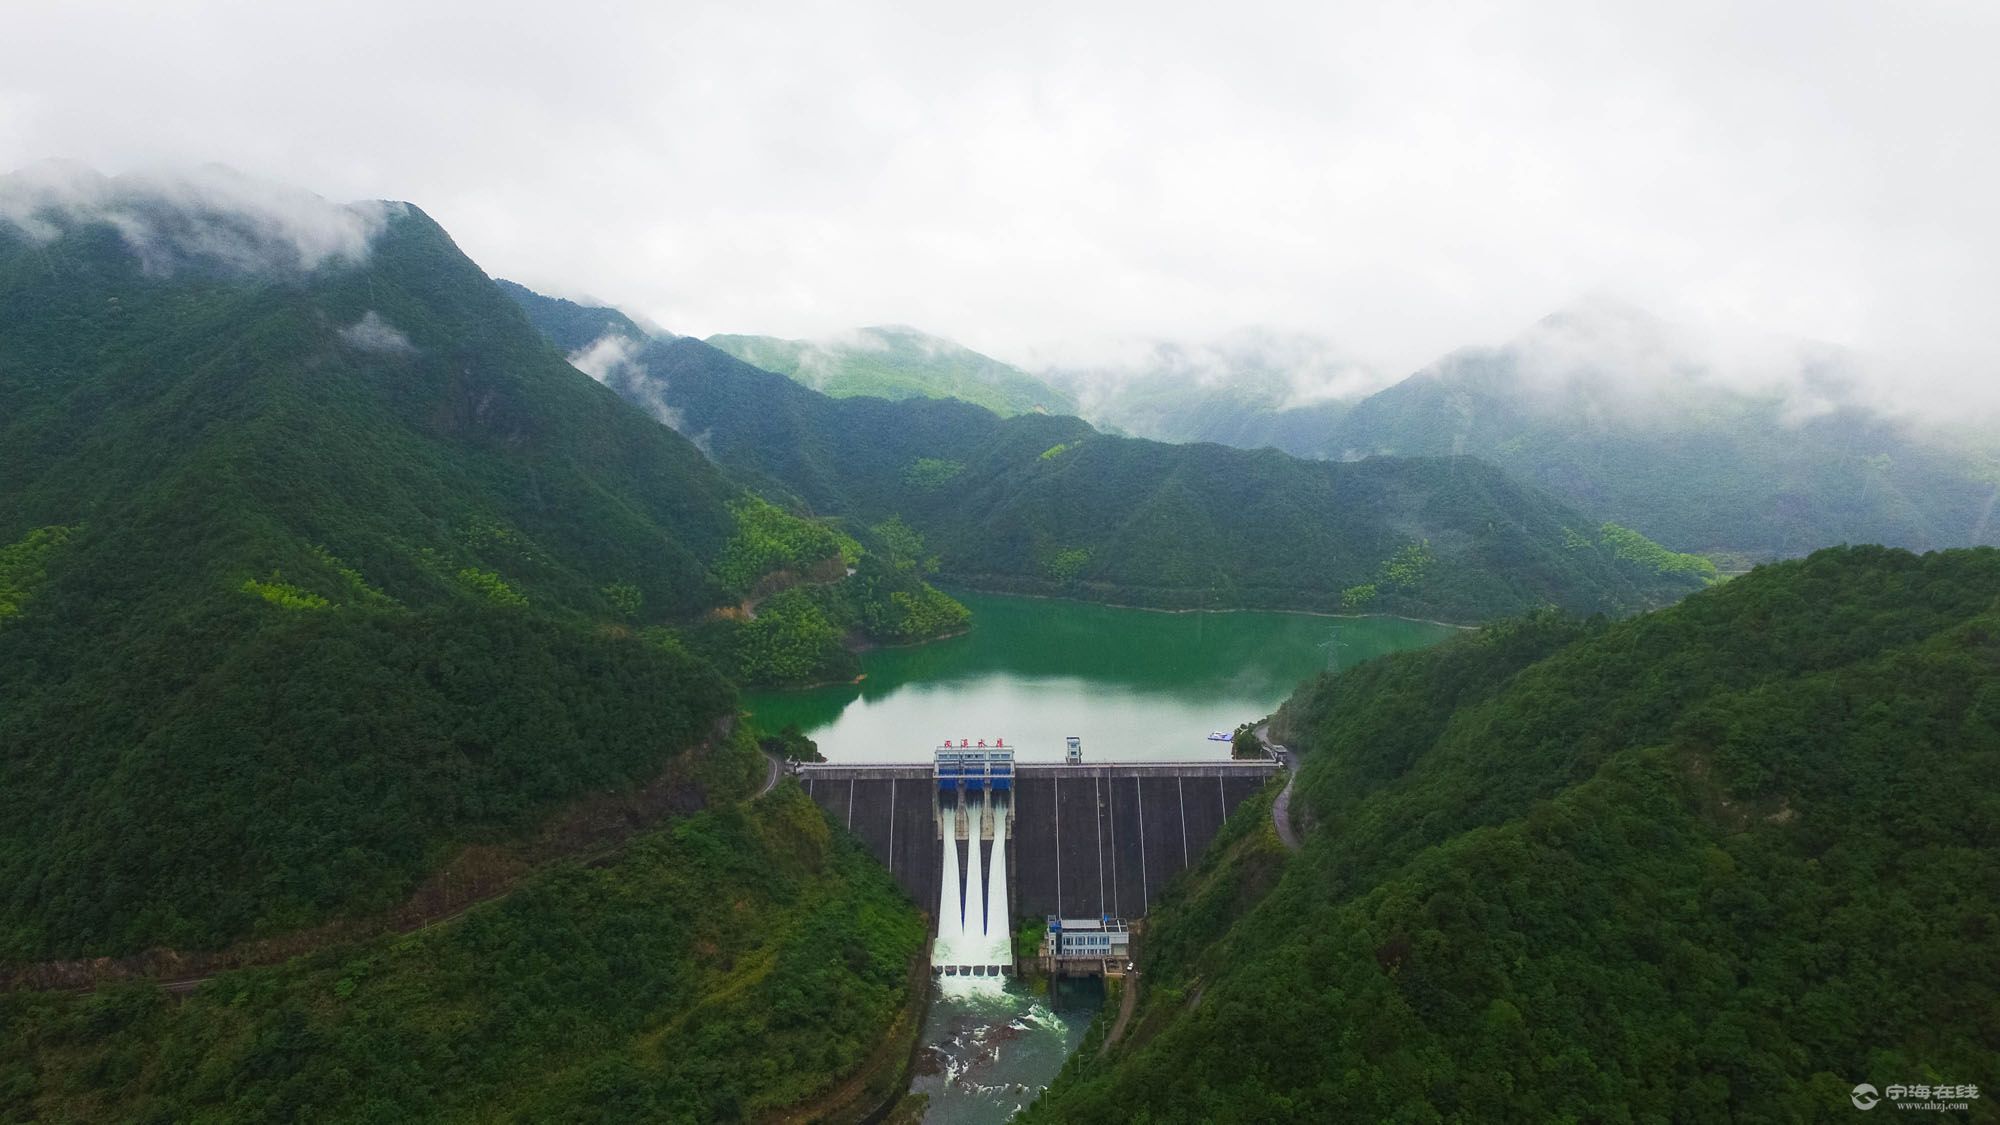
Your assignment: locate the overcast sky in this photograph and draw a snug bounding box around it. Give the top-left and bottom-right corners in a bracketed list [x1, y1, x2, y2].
[3, 0, 1996, 390]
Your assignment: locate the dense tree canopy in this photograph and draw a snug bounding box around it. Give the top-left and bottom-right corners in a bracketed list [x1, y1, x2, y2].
[0, 194, 948, 958]
[0, 787, 925, 1123]
[1027, 546, 2000, 1122]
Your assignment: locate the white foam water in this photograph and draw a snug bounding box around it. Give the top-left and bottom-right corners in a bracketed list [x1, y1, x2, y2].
[937, 800, 962, 949]
[934, 791, 1013, 973]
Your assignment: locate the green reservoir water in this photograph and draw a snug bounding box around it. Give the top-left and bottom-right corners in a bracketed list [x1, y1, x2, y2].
[749, 592, 1458, 1122]
[745, 591, 1459, 764]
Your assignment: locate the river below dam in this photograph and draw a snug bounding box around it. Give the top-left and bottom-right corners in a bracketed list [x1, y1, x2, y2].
[746, 591, 1457, 1122]
[909, 974, 1104, 1124]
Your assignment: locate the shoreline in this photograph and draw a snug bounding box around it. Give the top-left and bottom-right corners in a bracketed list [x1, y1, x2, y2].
[842, 625, 971, 654]
[743, 588, 1471, 700]
[935, 582, 1479, 631]
[753, 627, 975, 694]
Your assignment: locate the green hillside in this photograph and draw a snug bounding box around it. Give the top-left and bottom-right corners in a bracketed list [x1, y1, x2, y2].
[1027, 545, 2000, 1122]
[573, 334, 1713, 622]
[707, 325, 1077, 417]
[0, 174, 941, 960]
[0, 786, 925, 1123]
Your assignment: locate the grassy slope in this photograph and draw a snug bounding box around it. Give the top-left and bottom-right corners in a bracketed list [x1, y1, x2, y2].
[1027, 545, 2000, 1122]
[599, 337, 1712, 621]
[706, 326, 1078, 418]
[0, 785, 926, 1124]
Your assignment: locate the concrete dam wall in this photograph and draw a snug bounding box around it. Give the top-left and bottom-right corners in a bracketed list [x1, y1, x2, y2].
[799, 762, 1277, 921]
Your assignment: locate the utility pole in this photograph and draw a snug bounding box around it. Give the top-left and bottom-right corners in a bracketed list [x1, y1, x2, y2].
[1319, 625, 1349, 673]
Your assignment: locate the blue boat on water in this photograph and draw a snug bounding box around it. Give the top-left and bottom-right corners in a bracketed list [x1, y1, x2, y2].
[1207, 731, 1232, 742]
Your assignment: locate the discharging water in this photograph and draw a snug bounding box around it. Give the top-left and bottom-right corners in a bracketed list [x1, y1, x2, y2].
[922, 790, 1077, 1124]
[913, 975, 1103, 1125]
[935, 794, 1012, 973]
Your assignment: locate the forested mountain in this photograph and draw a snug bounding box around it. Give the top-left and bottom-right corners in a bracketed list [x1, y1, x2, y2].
[706, 325, 1077, 418]
[552, 327, 1716, 621]
[1027, 545, 2000, 1122]
[2, 787, 923, 1123]
[0, 169, 942, 960]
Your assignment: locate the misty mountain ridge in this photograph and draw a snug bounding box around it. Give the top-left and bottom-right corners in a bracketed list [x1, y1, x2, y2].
[35, 158, 1968, 568]
[519, 277, 1996, 560]
[1055, 298, 1916, 455]
[705, 324, 1078, 417]
[852, 297, 1996, 558]
[1327, 298, 2000, 556]
[1038, 326, 1384, 446]
[0, 161, 397, 278]
[1395, 297, 1879, 428]
[498, 290, 1715, 623]
[493, 278, 659, 355]
[1046, 326, 1381, 407]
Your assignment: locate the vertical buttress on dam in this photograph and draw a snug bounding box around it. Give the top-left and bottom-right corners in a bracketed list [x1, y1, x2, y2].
[800, 762, 1275, 922]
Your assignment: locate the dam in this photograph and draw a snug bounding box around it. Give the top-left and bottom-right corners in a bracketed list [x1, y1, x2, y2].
[795, 739, 1280, 948]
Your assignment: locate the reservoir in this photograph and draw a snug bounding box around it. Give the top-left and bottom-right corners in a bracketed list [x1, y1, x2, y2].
[749, 592, 1458, 1123]
[745, 591, 1460, 764]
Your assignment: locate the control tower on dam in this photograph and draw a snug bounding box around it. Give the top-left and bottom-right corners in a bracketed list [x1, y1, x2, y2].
[794, 738, 1280, 924]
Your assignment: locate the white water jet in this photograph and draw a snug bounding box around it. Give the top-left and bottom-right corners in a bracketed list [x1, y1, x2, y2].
[937, 797, 961, 950]
[986, 792, 1010, 962]
[963, 795, 986, 948]
[933, 789, 1015, 978]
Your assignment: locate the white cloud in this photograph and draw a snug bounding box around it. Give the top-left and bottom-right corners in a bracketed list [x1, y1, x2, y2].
[567, 333, 641, 386]
[0, 0, 1995, 412]
[568, 332, 693, 437]
[0, 160, 396, 274]
[338, 310, 415, 353]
